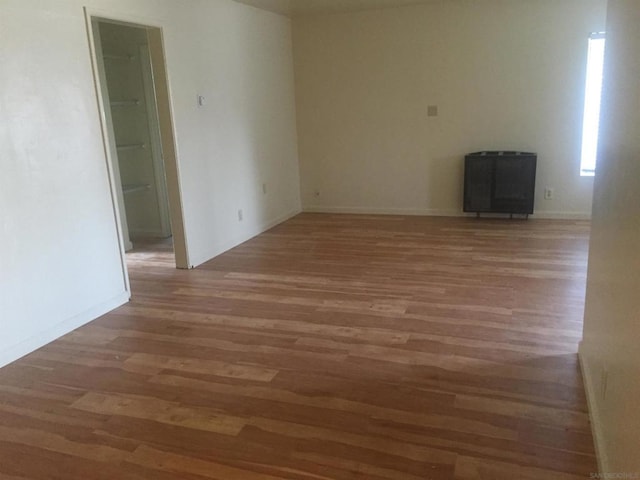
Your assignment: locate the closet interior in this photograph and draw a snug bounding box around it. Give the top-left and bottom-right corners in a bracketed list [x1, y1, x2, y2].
[96, 21, 172, 252]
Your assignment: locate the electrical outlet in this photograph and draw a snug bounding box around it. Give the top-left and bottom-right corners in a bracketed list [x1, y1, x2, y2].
[544, 187, 554, 200]
[262, 183, 267, 195]
[237, 209, 243, 221]
[427, 105, 438, 117]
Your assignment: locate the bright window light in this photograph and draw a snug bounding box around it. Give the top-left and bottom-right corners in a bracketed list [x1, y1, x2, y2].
[580, 33, 606, 177]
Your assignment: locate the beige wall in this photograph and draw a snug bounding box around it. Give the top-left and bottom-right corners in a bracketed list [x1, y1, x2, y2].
[580, 0, 640, 473]
[0, 0, 300, 366]
[293, 0, 606, 217]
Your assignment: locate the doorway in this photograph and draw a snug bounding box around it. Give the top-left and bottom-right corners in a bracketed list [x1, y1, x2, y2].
[86, 12, 189, 280]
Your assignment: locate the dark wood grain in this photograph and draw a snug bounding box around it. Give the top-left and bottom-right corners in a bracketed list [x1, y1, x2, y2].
[0, 214, 596, 479]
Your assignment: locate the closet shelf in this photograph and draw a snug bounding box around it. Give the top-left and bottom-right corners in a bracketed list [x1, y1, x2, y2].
[123, 184, 151, 195]
[103, 53, 135, 61]
[117, 143, 146, 151]
[110, 99, 140, 107]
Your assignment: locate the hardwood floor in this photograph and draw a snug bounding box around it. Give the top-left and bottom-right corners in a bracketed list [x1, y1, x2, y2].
[0, 214, 596, 479]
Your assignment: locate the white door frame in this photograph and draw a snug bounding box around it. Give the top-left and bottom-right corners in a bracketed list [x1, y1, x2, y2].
[83, 7, 190, 276]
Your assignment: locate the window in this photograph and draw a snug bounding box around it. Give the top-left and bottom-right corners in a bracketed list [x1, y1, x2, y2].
[580, 33, 606, 177]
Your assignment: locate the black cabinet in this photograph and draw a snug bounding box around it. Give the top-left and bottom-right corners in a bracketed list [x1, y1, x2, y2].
[463, 151, 537, 216]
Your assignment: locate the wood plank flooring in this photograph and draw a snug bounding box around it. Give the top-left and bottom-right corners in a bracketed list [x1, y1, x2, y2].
[0, 214, 597, 479]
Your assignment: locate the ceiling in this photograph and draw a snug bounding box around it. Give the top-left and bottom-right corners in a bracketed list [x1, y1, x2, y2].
[233, 0, 443, 17]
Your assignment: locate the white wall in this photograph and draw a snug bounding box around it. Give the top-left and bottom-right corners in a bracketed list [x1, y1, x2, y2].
[580, 0, 640, 473]
[293, 0, 606, 218]
[0, 0, 300, 366]
[164, 1, 301, 266]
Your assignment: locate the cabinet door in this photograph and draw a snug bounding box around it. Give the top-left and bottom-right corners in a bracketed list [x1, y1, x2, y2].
[464, 157, 493, 212]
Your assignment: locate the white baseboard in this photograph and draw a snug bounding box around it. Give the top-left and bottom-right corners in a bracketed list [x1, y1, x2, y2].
[189, 207, 302, 268]
[303, 205, 591, 220]
[0, 291, 130, 368]
[533, 211, 592, 220]
[578, 344, 610, 474]
[303, 205, 461, 217]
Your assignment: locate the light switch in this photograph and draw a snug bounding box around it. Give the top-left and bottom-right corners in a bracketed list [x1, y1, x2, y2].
[197, 95, 206, 107]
